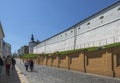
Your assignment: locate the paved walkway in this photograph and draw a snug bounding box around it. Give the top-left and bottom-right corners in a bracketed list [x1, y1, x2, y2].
[0, 66, 21, 83]
[16, 59, 120, 83]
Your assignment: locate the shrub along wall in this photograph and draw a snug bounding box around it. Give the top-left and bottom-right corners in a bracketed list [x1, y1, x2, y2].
[34, 46, 120, 78]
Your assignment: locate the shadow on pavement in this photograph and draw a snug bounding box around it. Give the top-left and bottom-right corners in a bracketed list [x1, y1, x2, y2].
[0, 66, 21, 83]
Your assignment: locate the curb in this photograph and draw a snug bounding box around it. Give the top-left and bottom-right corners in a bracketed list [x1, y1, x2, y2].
[15, 66, 29, 83]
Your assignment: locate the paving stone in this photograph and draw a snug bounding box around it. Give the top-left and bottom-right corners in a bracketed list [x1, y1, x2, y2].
[16, 59, 120, 83]
[0, 66, 21, 83]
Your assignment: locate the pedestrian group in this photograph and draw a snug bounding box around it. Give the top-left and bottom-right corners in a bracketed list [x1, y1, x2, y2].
[0, 55, 16, 76]
[0, 55, 34, 78]
[24, 59, 34, 71]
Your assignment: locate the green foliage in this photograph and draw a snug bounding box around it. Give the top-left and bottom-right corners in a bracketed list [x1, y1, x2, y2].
[22, 54, 39, 59]
[85, 47, 99, 52]
[58, 47, 99, 55]
[59, 50, 79, 55]
[105, 42, 120, 48]
[52, 42, 120, 56]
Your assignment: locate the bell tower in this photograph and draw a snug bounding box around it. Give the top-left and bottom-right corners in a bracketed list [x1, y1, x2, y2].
[29, 34, 37, 54]
[31, 34, 34, 42]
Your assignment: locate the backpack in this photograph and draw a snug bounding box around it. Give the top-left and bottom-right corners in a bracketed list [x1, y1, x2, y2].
[12, 59, 16, 65]
[6, 58, 12, 65]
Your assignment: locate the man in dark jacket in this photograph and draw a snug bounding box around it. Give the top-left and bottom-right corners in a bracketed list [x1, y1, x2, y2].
[12, 58, 16, 71]
[29, 59, 34, 71]
[0, 56, 3, 75]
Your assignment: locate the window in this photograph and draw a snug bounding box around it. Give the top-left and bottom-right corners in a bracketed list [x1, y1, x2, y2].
[65, 33, 67, 35]
[87, 22, 90, 25]
[78, 27, 80, 29]
[99, 16, 104, 19]
[71, 31, 73, 33]
[99, 16, 104, 23]
[117, 7, 120, 11]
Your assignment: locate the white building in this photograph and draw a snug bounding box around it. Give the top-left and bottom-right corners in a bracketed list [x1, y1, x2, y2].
[0, 22, 11, 58]
[3, 42, 11, 58]
[0, 22, 5, 57]
[34, 1, 120, 54]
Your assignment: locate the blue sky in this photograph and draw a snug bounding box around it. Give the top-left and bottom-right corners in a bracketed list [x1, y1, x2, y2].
[0, 0, 118, 53]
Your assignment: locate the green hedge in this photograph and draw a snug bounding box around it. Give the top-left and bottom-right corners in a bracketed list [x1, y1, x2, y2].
[105, 42, 120, 48]
[22, 54, 39, 59]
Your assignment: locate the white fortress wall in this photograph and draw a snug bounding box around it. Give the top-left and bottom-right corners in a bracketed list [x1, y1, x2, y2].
[45, 28, 75, 53]
[33, 42, 45, 54]
[76, 3, 120, 48]
[76, 20, 120, 49]
[33, 2, 120, 54]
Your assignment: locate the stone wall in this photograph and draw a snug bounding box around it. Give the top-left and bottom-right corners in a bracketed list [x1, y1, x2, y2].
[59, 55, 69, 69]
[52, 55, 59, 67]
[112, 46, 120, 78]
[34, 46, 120, 78]
[46, 56, 52, 66]
[69, 52, 85, 72]
[85, 49, 113, 77]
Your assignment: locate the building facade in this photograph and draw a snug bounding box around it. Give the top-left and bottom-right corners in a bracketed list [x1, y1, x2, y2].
[34, 1, 120, 54]
[0, 22, 5, 57]
[17, 45, 29, 56]
[17, 34, 40, 55]
[29, 34, 40, 54]
[0, 22, 11, 58]
[3, 42, 11, 57]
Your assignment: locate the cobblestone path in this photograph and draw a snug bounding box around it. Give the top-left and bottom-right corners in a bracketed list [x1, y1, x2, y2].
[16, 59, 120, 83]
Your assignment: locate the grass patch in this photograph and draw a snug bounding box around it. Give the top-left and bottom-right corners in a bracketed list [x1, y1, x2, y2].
[56, 47, 99, 56]
[22, 54, 39, 59]
[85, 47, 99, 52]
[105, 42, 120, 48]
[59, 50, 78, 55]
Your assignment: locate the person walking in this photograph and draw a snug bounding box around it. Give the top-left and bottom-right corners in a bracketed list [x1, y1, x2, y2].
[24, 59, 29, 71]
[5, 55, 12, 76]
[29, 59, 34, 71]
[0, 56, 3, 76]
[11, 58, 16, 71]
[2, 56, 6, 65]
